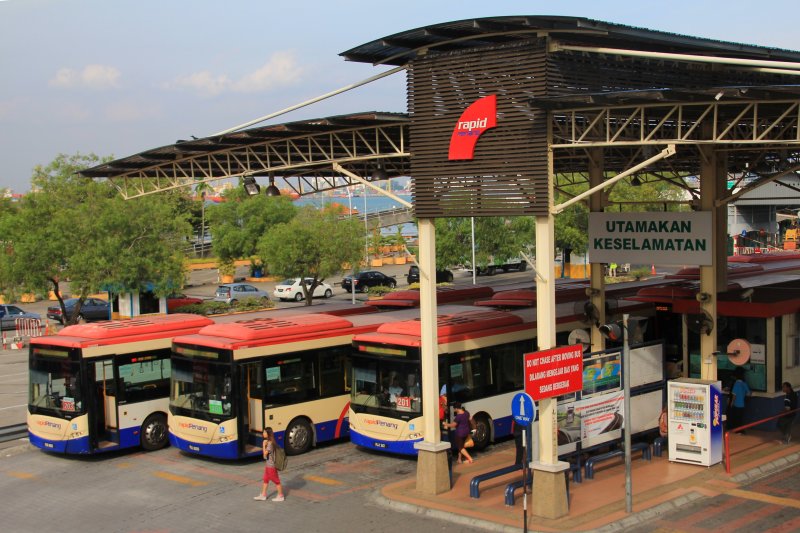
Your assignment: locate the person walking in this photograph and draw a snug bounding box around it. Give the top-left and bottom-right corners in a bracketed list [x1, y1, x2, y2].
[443, 402, 473, 464]
[778, 382, 797, 444]
[728, 367, 751, 431]
[254, 427, 285, 502]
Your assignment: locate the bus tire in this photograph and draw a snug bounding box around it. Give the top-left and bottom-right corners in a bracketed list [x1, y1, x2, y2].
[284, 418, 313, 455]
[141, 413, 169, 451]
[472, 414, 492, 450]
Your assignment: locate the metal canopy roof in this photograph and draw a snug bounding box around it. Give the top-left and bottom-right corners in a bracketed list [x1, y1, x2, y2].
[340, 15, 800, 66]
[81, 112, 410, 199]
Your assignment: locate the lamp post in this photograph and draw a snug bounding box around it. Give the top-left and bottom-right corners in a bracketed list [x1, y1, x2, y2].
[347, 186, 356, 305]
[200, 191, 206, 258]
[599, 314, 633, 513]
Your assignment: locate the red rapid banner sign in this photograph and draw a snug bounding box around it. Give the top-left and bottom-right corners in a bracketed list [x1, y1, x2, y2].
[524, 344, 584, 400]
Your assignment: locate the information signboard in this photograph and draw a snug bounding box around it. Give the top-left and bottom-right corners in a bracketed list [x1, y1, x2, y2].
[524, 344, 584, 400]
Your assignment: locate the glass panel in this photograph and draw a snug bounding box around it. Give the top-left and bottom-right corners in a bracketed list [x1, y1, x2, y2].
[119, 357, 170, 403]
[264, 356, 316, 404]
[170, 358, 233, 418]
[29, 358, 83, 416]
[350, 357, 422, 417]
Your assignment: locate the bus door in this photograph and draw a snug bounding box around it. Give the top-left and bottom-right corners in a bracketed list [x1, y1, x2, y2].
[238, 362, 263, 455]
[90, 358, 119, 448]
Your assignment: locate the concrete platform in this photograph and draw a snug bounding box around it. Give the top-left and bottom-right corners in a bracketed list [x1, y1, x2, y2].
[378, 428, 800, 532]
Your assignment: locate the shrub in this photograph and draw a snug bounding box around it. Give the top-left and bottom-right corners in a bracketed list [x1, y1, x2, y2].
[172, 297, 272, 316]
[368, 285, 395, 297]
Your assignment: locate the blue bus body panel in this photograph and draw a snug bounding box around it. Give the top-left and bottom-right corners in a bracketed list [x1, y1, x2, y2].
[350, 429, 420, 455]
[169, 431, 241, 459]
[30, 432, 91, 454]
[30, 428, 140, 455]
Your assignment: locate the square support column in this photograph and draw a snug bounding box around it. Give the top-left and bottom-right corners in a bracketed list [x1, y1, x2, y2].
[414, 218, 451, 495]
[532, 213, 569, 519]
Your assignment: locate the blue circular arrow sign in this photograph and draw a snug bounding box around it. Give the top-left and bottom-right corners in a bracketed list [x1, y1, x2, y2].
[511, 392, 536, 427]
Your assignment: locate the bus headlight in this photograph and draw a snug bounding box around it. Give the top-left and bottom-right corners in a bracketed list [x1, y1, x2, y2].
[219, 436, 229, 443]
[408, 433, 420, 440]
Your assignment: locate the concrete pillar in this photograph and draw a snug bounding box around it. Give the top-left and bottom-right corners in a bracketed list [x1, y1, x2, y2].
[532, 213, 569, 518]
[414, 218, 450, 494]
[588, 148, 607, 352]
[699, 145, 728, 380]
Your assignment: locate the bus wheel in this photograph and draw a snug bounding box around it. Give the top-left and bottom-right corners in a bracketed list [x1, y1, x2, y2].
[284, 418, 313, 455]
[141, 414, 169, 451]
[472, 414, 492, 450]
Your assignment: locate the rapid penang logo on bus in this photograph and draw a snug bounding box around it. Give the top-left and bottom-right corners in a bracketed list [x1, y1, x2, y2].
[448, 94, 497, 160]
[179, 422, 209, 433]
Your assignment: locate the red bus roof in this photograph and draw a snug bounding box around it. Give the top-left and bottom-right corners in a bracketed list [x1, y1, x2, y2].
[172, 307, 425, 351]
[30, 313, 214, 348]
[364, 285, 494, 308]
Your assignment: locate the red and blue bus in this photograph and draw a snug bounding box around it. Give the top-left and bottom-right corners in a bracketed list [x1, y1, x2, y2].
[28, 314, 214, 454]
[167, 307, 474, 459]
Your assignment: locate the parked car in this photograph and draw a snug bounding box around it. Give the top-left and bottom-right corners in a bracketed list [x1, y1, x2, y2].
[213, 283, 271, 304]
[406, 265, 454, 284]
[166, 293, 204, 313]
[273, 278, 334, 302]
[341, 271, 397, 293]
[0, 304, 42, 331]
[47, 297, 110, 324]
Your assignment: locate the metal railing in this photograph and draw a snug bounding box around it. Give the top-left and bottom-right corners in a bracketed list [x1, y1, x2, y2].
[0, 423, 28, 444]
[724, 407, 799, 473]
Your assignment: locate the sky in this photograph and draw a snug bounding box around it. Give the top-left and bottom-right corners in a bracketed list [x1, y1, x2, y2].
[1, 0, 799, 192]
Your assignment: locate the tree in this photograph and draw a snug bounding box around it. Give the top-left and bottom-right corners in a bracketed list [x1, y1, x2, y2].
[206, 185, 296, 269]
[0, 153, 194, 324]
[258, 205, 364, 305]
[434, 216, 535, 269]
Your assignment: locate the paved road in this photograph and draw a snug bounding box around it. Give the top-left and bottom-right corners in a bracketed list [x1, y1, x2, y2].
[0, 435, 488, 533]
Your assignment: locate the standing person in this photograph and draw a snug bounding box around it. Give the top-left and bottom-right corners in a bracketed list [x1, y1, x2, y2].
[254, 427, 285, 502]
[728, 367, 751, 432]
[659, 405, 668, 439]
[443, 402, 473, 464]
[778, 382, 797, 444]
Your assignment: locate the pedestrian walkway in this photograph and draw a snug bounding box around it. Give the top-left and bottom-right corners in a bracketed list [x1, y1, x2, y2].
[377, 428, 800, 532]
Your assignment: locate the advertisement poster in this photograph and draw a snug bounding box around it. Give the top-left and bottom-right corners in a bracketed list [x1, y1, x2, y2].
[582, 351, 621, 396]
[575, 391, 625, 439]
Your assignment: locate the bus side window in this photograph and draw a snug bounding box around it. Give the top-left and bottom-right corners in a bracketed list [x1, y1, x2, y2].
[319, 348, 346, 397]
[118, 357, 170, 403]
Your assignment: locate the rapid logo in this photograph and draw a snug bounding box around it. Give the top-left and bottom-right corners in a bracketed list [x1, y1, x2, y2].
[448, 94, 497, 160]
[179, 422, 209, 433]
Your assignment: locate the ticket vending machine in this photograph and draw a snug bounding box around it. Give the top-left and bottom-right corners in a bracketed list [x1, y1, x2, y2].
[667, 378, 723, 466]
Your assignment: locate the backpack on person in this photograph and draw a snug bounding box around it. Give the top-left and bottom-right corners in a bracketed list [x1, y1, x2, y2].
[272, 444, 288, 471]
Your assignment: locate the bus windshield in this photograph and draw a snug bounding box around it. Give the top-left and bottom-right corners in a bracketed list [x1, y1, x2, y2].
[170, 358, 233, 420]
[351, 356, 422, 418]
[29, 358, 83, 417]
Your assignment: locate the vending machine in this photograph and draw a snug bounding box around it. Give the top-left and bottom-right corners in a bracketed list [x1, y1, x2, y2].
[667, 378, 723, 466]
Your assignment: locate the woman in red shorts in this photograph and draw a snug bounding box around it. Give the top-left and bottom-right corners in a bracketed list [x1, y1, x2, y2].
[254, 427, 285, 502]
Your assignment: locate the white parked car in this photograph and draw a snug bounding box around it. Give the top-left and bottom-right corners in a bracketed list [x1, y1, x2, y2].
[273, 278, 334, 302]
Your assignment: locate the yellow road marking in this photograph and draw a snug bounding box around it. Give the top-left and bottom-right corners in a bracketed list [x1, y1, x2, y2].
[304, 474, 343, 486]
[7, 471, 36, 479]
[116, 462, 132, 469]
[726, 488, 800, 509]
[153, 471, 208, 487]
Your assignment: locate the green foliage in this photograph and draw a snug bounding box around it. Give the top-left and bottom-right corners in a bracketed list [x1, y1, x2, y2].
[434, 216, 534, 269]
[258, 205, 363, 305]
[367, 285, 395, 297]
[173, 297, 273, 316]
[206, 186, 296, 263]
[0, 153, 193, 324]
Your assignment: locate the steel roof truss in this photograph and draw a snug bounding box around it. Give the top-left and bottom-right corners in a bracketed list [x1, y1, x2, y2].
[552, 99, 800, 149]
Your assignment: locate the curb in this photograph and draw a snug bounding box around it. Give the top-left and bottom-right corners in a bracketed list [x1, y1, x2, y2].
[370, 490, 529, 533]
